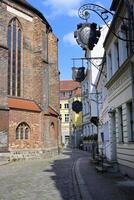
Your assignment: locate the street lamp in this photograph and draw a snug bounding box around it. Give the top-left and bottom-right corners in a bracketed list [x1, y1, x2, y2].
[73, 1, 134, 123]
[74, 22, 101, 51]
[77, 3, 134, 43]
[74, 3, 134, 56]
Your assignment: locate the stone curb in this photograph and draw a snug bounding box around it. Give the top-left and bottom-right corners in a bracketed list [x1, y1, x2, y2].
[0, 161, 9, 166]
[75, 158, 93, 200]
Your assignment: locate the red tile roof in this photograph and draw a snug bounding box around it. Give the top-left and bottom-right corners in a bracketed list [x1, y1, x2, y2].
[73, 87, 81, 96]
[8, 97, 41, 112]
[60, 80, 80, 91]
[48, 106, 59, 116]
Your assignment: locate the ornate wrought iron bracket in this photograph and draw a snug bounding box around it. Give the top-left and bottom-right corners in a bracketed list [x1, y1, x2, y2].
[72, 57, 107, 78]
[78, 3, 114, 22]
[78, 3, 134, 42]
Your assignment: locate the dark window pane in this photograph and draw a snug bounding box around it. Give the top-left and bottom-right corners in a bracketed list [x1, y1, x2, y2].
[7, 26, 11, 95]
[17, 29, 21, 96]
[20, 126, 23, 139]
[16, 129, 19, 139]
[8, 19, 22, 97]
[12, 19, 16, 96]
[16, 123, 30, 140]
[25, 128, 28, 139]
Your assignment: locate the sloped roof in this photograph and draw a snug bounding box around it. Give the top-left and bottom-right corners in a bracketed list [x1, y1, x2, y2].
[73, 87, 81, 96]
[60, 80, 81, 91]
[48, 106, 59, 116]
[11, 0, 52, 31]
[8, 97, 41, 112]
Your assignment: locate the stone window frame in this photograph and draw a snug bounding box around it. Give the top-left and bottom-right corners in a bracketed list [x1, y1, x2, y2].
[7, 17, 23, 97]
[118, 106, 124, 143]
[16, 122, 30, 140]
[127, 101, 134, 142]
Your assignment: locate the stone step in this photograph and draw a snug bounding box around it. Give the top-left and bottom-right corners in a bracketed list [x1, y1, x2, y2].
[90, 158, 99, 165]
[103, 163, 113, 168]
[95, 166, 107, 172]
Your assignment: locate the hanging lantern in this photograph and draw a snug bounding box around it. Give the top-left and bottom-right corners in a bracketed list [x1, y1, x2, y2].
[72, 100, 82, 113]
[72, 67, 86, 82]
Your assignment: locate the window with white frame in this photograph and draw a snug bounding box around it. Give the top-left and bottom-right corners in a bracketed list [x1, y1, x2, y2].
[114, 39, 119, 71]
[64, 103, 69, 109]
[107, 50, 113, 79]
[127, 101, 134, 141]
[119, 29, 128, 65]
[118, 106, 124, 142]
[65, 114, 69, 122]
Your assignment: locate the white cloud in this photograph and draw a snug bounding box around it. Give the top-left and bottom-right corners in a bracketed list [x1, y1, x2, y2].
[68, 9, 78, 17]
[43, 0, 83, 17]
[63, 32, 77, 46]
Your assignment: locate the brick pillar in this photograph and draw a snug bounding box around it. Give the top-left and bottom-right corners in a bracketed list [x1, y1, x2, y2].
[43, 115, 50, 148]
[0, 46, 9, 152]
[0, 46, 8, 109]
[41, 66, 49, 112]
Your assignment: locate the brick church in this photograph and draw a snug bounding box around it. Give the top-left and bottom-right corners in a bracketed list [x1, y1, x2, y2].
[0, 0, 60, 159]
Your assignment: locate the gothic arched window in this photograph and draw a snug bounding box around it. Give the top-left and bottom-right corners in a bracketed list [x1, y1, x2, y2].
[16, 122, 30, 140]
[7, 18, 22, 96]
[50, 122, 56, 138]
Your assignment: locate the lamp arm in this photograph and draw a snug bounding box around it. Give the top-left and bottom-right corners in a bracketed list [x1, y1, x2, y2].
[78, 3, 134, 42]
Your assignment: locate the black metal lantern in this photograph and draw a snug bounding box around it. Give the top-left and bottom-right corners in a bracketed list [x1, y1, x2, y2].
[72, 66, 85, 82]
[72, 100, 82, 113]
[74, 22, 101, 51]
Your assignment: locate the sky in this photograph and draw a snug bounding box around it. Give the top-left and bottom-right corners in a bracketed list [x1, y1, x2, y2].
[28, 0, 112, 81]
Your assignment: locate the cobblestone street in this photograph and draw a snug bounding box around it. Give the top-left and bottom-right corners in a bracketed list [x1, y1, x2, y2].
[0, 149, 134, 200]
[0, 149, 88, 200]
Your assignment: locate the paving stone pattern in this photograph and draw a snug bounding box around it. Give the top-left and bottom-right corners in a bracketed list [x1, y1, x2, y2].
[0, 149, 88, 200]
[79, 157, 134, 200]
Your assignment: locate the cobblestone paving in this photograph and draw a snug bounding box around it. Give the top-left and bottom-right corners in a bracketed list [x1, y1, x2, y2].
[79, 157, 134, 200]
[0, 149, 89, 200]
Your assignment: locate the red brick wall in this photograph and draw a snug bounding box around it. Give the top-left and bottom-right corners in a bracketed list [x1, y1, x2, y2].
[0, 110, 9, 151]
[0, 0, 60, 154]
[50, 115, 58, 141]
[0, 110, 9, 131]
[43, 114, 59, 148]
[48, 33, 60, 114]
[8, 109, 42, 150]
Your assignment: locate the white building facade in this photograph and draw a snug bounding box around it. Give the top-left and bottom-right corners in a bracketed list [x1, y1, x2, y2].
[96, 61, 111, 160]
[81, 68, 91, 137]
[104, 0, 134, 178]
